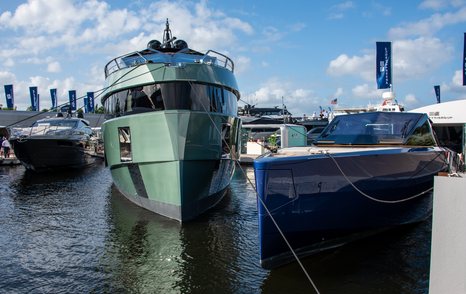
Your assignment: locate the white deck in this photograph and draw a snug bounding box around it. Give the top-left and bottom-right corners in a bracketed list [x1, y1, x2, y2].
[271, 146, 399, 158]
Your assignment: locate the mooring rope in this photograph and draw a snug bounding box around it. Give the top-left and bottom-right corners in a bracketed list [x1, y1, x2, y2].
[324, 150, 438, 204]
[185, 78, 320, 294]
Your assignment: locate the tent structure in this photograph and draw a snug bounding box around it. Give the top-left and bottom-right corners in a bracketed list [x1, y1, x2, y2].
[411, 99, 466, 171]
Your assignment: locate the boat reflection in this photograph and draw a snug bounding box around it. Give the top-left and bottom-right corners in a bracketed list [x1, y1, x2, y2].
[107, 185, 247, 292]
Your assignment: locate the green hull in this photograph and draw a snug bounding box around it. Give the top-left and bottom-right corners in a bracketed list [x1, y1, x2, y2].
[103, 110, 240, 221]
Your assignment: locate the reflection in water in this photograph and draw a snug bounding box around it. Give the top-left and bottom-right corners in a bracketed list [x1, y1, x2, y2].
[0, 164, 113, 293]
[0, 164, 432, 293]
[106, 167, 269, 293]
[260, 216, 432, 294]
[104, 186, 185, 292]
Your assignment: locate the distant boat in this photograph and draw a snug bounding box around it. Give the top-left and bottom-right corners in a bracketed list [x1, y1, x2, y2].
[331, 91, 404, 120]
[253, 111, 449, 269]
[9, 116, 98, 171]
[101, 20, 241, 222]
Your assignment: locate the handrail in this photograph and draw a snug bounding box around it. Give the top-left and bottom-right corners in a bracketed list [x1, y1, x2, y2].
[104, 48, 235, 78]
[202, 50, 234, 72]
[104, 51, 149, 77]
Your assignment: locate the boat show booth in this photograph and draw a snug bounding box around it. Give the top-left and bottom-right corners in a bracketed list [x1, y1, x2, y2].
[411, 99, 466, 171]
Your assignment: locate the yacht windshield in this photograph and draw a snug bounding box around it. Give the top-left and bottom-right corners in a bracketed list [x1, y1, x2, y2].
[316, 112, 435, 145]
[33, 120, 78, 129]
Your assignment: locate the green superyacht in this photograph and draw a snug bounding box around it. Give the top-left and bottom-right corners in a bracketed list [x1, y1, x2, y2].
[101, 20, 241, 222]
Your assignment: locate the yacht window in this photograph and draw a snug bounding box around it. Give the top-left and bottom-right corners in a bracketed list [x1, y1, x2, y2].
[118, 127, 132, 162]
[406, 120, 436, 146]
[103, 82, 238, 118]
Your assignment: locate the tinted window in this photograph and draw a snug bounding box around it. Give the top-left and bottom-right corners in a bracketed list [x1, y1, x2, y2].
[103, 82, 238, 118]
[317, 112, 434, 145]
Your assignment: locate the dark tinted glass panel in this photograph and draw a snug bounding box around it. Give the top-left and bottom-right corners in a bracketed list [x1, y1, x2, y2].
[406, 120, 436, 146]
[103, 82, 238, 118]
[317, 112, 432, 145]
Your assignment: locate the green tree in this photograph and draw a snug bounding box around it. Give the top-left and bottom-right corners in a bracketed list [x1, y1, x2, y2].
[95, 106, 105, 114]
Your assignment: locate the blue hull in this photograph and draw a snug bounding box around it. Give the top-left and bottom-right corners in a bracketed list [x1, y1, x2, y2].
[254, 148, 447, 269]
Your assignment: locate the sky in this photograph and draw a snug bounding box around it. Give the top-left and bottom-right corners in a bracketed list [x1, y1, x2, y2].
[0, 0, 465, 116]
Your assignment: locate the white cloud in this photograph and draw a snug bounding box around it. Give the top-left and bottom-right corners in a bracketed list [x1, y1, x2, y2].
[442, 70, 465, 93]
[0, 71, 16, 84]
[328, 13, 344, 20]
[47, 61, 61, 73]
[4, 58, 15, 67]
[328, 1, 355, 19]
[402, 93, 419, 108]
[327, 37, 452, 83]
[0, 0, 254, 109]
[393, 37, 453, 79]
[334, 87, 344, 98]
[372, 2, 392, 16]
[419, 0, 449, 10]
[330, 1, 355, 12]
[234, 56, 251, 74]
[388, 6, 466, 38]
[0, 0, 79, 33]
[351, 83, 381, 99]
[241, 78, 319, 115]
[419, 0, 464, 10]
[289, 22, 306, 32]
[146, 1, 252, 51]
[452, 69, 463, 86]
[0, 0, 142, 61]
[327, 54, 372, 81]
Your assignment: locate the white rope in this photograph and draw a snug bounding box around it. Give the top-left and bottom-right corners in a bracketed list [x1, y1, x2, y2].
[185, 79, 320, 294]
[324, 151, 434, 204]
[241, 167, 320, 294]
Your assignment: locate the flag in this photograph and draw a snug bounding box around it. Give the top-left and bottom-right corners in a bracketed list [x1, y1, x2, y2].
[87, 92, 95, 113]
[68, 90, 76, 111]
[463, 32, 466, 86]
[50, 88, 57, 110]
[376, 42, 392, 89]
[434, 85, 441, 104]
[84, 96, 88, 113]
[330, 98, 338, 105]
[4, 84, 14, 109]
[29, 86, 38, 111]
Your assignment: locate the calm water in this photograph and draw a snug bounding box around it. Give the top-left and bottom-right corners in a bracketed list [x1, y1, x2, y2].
[0, 163, 431, 293]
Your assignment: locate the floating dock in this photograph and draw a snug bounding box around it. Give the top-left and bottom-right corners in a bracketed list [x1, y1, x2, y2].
[0, 157, 20, 166]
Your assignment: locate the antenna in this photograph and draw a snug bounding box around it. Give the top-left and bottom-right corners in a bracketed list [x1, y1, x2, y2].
[162, 18, 176, 48]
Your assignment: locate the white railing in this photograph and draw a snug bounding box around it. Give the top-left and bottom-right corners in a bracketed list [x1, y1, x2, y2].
[104, 48, 234, 77]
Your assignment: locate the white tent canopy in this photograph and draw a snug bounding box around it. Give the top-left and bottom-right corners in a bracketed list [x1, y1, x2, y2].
[410, 99, 466, 125]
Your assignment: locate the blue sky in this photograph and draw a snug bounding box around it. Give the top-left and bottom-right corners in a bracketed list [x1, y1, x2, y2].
[0, 0, 465, 115]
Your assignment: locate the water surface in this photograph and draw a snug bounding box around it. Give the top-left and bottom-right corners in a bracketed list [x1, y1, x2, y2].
[0, 164, 431, 293]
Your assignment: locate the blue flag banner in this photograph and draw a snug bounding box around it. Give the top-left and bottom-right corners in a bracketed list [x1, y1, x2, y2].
[50, 88, 57, 110]
[29, 86, 38, 111]
[86, 92, 94, 113]
[84, 96, 88, 113]
[434, 85, 441, 103]
[4, 84, 14, 109]
[463, 33, 466, 86]
[69, 90, 76, 111]
[376, 42, 392, 89]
